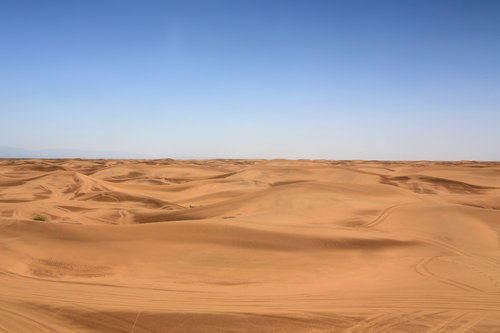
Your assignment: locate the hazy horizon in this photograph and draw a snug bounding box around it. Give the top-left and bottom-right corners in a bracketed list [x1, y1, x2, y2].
[1, 0, 499, 160]
[2, 144, 500, 161]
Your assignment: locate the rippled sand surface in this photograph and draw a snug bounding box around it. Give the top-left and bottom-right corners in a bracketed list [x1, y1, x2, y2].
[1, 158, 500, 332]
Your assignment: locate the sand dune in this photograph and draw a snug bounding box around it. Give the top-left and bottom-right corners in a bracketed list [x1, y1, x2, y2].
[1, 159, 500, 332]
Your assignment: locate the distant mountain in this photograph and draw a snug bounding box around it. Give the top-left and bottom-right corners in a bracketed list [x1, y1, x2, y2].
[0, 146, 37, 158]
[0, 146, 149, 159]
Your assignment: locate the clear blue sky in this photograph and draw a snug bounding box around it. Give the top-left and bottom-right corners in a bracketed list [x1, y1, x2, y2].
[1, 0, 499, 159]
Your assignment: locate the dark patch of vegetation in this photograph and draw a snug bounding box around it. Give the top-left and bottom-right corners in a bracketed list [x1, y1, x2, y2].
[33, 217, 46, 221]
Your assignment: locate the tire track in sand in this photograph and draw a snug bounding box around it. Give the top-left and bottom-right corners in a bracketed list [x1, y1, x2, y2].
[414, 255, 483, 293]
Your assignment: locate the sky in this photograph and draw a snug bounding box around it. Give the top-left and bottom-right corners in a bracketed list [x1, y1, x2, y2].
[1, 0, 499, 160]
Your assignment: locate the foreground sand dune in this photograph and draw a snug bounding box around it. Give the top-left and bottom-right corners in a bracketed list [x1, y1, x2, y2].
[1, 158, 500, 332]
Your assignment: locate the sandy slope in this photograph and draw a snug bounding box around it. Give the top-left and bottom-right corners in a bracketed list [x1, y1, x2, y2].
[0, 158, 500, 332]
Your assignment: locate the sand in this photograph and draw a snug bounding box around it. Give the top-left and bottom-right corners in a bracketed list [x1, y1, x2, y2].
[0, 158, 499, 332]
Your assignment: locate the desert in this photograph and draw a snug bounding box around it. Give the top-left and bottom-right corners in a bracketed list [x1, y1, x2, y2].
[0, 158, 499, 332]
